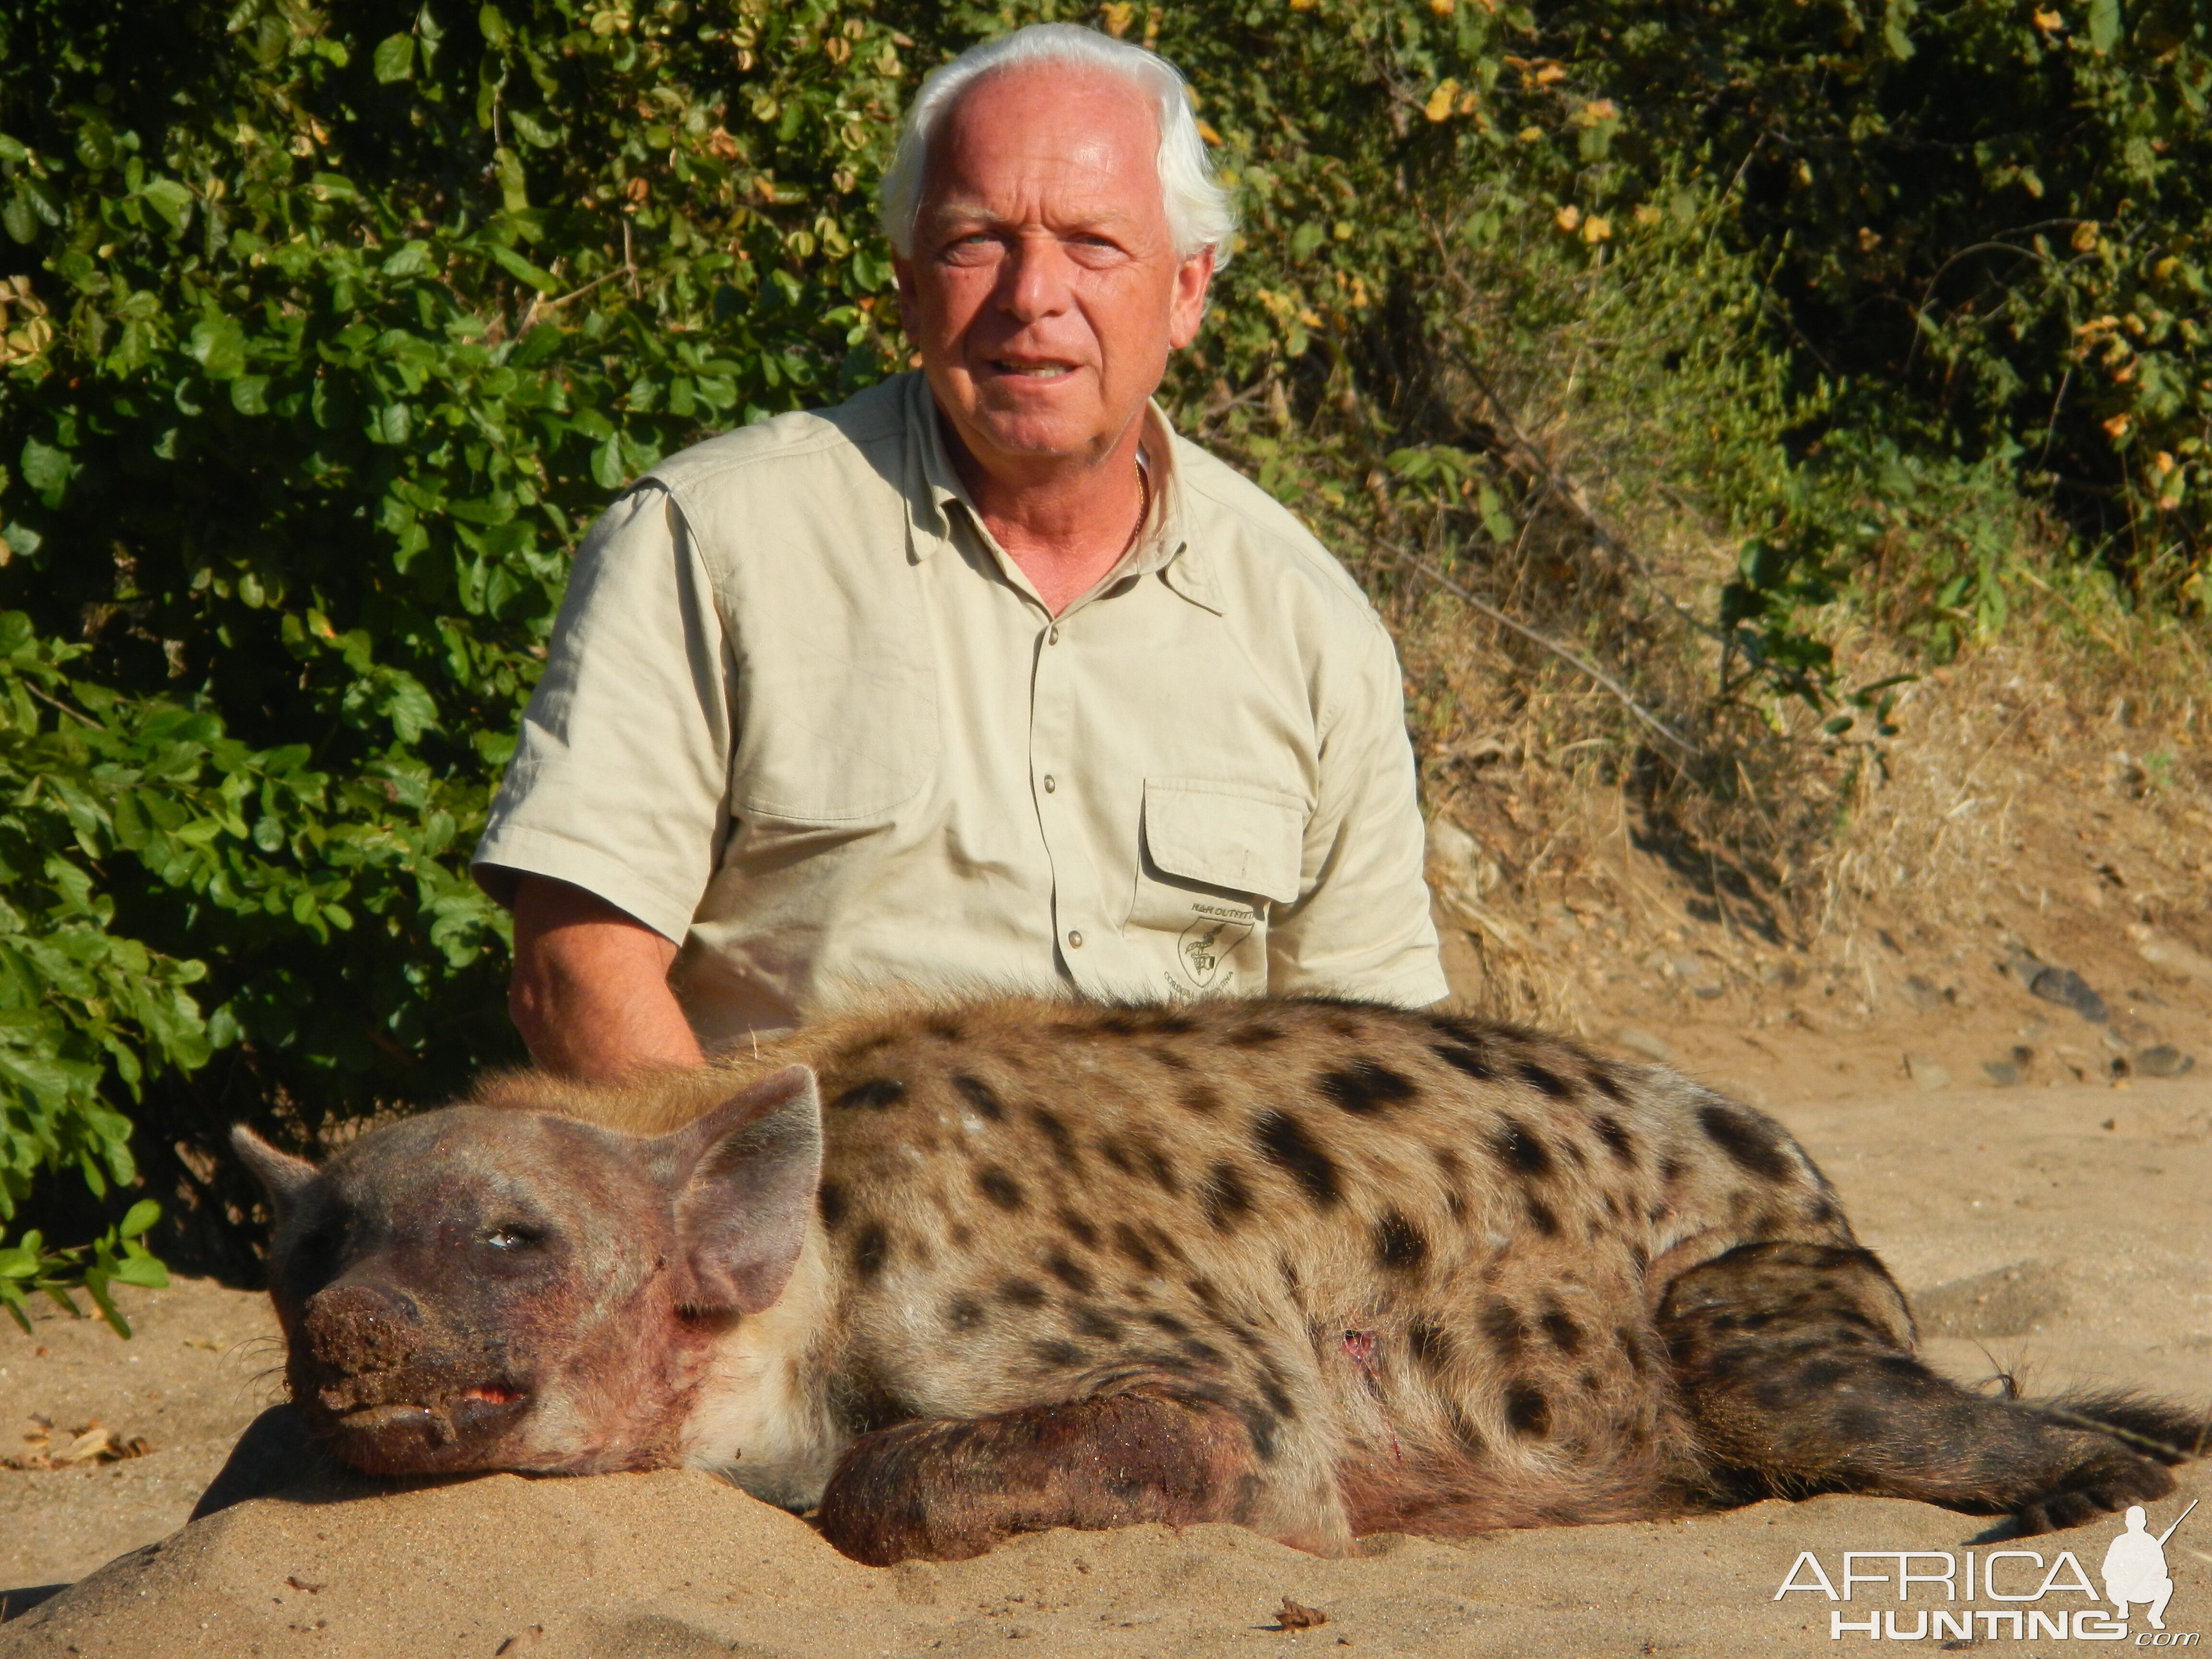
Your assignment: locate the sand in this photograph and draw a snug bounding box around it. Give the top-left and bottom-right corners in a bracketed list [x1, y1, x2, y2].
[5, 1074, 2208, 1657]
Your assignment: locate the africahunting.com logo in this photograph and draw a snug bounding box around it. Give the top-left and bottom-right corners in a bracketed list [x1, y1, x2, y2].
[1775, 1499, 2199, 1644]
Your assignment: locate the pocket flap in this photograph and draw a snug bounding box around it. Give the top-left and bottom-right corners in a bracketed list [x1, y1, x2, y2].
[1142, 780, 1306, 905]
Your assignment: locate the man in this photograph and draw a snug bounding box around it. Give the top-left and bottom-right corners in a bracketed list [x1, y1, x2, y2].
[472, 23, 1444, 1079]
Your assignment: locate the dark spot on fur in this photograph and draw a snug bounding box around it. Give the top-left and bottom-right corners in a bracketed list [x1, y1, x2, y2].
[1149, 1044, 1192, 1072]
[1055, 1207, 1099, 1249]
[1259, 1373, 1296, 1419]
[1587, 1065, 1628, 1102]
[1045, 1250, 1094, 1295]
[1446, 1402, 1487, 1455]
[832, 1078, 906, 1112]
[1539, 1304, 1584, 1354]
[1026, 1105, 1081, 1171]
[817, 1182, 847, 1230]
[996, 1277, 1047, 1309]
[925, 1016, 966, 1042]
[1253, 1111, 1342, 1207]
[1408, 1318, 1457, 1375]
[1617, 1326, 1649, 1377]
[1227, 1023, 1284, 1048]
[1096, 1135, 1137, 1177]
[975, 1166, 1025, 1211]
[950, 1224, 973, 1249]
[1517, 1060, 1574, 1099]
[1659, 1156, 1687, 1187]
[1186, 1276, 1225, 1313]
[1372, 1211, 1429, 1272]
[1594, 1115, 1638, 1167]
[1318, 1059, 1418, 1115]
[1146, 1310, 1192, 1337]
[1524, 1198, 1561, 1237]
[1111, 1223, 1160, 1274]
[1031, 1339, 1087, 1369]
[1505, 1382, 1552, 1439]
[1200, 1161, 1254, 1231]
[1809, 1199, 1840, 1226]
[1482, 1300, 1529, 1359]
[1140, 1141, 1180, 1195]
[1180, 1338, 1226, 1365]
[946, 1296, 985, 1331]
[1431, 1043, 1494, 1081]
[1431, 1014, 1491, 1046]
[1578, 1367, 1601, 1392]
[1179, 1084, 1223, 1116]
[853, 1224, 890, 1283]
[951, 1073, 1004, 1121]
[1072, 1305, 1125, 1342]
[1239, 1403, 1281, 1461]
[1093, 1011, 1149, 1037]
[1491, 1116, 1553, 1178]
[1697, 1102, 1796, 1181]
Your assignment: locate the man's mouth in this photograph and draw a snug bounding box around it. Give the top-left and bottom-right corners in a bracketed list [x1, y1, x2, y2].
[988, 359, 1077, 379]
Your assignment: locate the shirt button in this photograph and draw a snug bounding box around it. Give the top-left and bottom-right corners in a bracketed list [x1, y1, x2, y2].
[1047, 626, 1060, 645]
[1042, 775, 1057, 793]
[1067, 929, 1083, 949]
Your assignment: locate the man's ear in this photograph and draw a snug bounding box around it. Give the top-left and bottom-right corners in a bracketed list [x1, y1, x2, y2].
[231, 1125, 319, 1224]
[654, 1065, 824, 1316]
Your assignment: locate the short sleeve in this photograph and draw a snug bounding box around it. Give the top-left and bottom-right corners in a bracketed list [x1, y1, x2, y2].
[471, 486, 733, 942]
[1265, 621, 1447, 1006]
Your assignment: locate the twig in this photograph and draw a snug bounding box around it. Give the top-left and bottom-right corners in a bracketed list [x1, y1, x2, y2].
[1370, 535, 1701, 758]
[25, 683, 100, 730]
[517, 262, 638, 332]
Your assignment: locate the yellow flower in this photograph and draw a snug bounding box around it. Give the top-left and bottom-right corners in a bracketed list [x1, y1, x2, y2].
[2102, 413, 2132, 440]
[1582, 215, 1612, 243]
[1424, 80, 1460, 122]
[1554, 204, 1582, 232]
[2032, 8, 2062, 31]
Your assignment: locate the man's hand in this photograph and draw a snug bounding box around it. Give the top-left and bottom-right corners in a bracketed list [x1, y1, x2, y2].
[508, 875, 705, 1079]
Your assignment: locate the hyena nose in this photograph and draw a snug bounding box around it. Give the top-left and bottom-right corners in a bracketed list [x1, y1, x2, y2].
[303, 1283, 422, 1377]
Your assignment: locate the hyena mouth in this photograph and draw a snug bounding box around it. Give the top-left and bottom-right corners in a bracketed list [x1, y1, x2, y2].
[320, 1382, 531, 1472]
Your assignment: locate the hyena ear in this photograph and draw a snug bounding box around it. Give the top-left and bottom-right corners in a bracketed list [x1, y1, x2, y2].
[231, 1125, 319, 1222]
[656, 1065, 824, 1316]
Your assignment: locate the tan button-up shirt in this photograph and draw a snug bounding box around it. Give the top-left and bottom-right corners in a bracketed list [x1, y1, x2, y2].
[473, 371, 1444, 1047]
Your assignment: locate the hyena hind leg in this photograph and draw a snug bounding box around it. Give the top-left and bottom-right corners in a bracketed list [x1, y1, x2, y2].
[1658, 1241, 2182, 1535]
[814, 1388, 1349, 1565]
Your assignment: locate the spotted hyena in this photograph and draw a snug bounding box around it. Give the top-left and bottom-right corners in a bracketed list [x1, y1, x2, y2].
[215, 997, 2207, 1564]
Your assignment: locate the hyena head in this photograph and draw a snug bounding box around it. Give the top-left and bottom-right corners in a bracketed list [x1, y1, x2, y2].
[231, 1066, 823, 1478]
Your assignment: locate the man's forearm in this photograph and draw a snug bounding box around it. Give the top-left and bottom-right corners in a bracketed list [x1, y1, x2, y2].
[508, 875, 705, 1079]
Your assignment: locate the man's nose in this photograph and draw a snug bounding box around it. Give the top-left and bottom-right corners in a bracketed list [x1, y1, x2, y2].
[999, 233, 1075, 324]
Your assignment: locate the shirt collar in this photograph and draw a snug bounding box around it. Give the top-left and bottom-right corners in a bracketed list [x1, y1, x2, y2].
[902, 371, 1217, 614]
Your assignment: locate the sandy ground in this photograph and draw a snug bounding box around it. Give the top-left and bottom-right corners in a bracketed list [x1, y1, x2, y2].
[4, 1068, 2205, 1657]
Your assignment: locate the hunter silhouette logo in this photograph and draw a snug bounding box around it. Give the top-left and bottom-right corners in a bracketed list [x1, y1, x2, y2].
[1775, 1496, 2200, 1643]
[1176, 904, 1253, 988]
[2105, 1500, 2195, 1632]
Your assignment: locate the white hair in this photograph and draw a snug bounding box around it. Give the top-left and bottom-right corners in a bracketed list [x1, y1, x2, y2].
[878, 23, 1237, 268]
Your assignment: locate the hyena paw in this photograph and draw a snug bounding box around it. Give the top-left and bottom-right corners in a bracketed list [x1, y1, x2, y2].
[2012, 1448, 2174, 1537]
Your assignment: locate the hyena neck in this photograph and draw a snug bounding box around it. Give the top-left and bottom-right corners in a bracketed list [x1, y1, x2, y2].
[678, 1228, 847, 1509]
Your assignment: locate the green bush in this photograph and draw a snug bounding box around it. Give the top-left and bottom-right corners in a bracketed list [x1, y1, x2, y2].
[0, 0, 2200, 1305]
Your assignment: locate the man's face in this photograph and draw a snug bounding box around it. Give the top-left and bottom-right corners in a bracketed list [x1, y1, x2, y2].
[895, 64, 1214, 479]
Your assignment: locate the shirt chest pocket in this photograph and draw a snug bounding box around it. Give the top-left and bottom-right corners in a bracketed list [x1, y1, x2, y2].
[1130, 779, 1307, 993]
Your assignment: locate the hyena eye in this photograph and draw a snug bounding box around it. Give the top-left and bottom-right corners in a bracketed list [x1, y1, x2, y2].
[483, 1225, 541, 1251]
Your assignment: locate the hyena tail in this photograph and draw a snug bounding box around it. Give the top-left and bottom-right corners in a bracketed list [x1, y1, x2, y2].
[2020, 1391, 2212, 1467]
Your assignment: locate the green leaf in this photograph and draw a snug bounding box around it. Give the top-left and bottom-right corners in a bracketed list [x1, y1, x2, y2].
[186, 315, 248, 380]
[373, 33, 417, 83]
[486, 243, 557, 294]
[2088, 0, 2121, 51]
[20, 437, 77, 503]
[137, 178, 195, 234]
[508, 109, 561, 149]
[119, 1199, 161, 1239]
[380, 240, 435, 277]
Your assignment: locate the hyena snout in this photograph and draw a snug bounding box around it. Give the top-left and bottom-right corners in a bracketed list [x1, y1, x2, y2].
[296, 1281, 530, 1472]
[302, 1283, 424, 1395]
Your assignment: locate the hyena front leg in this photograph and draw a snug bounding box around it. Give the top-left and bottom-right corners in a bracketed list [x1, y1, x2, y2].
[1659, 1241, 2177, 1534]
[814, 1388, 1349, 1564]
